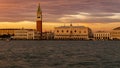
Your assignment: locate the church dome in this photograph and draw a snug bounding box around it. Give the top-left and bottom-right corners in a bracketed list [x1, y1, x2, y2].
[113, 27, 120, 30]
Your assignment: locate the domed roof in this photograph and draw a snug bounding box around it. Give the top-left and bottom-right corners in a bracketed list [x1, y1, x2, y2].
[113, 27, 120, 30]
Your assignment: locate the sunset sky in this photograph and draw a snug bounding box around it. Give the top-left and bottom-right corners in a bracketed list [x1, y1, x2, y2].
[0, 0, 120, 32]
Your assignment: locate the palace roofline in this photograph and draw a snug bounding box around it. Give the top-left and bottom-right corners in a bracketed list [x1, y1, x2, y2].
[55, 26, 87, 28]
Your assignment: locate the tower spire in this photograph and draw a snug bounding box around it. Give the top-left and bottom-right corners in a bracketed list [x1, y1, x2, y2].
[37, 3, 42, 13]
[37, 3, 42, 19]
[36, 3, 42, 37]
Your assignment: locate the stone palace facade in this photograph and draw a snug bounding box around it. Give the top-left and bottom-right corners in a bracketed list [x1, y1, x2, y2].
[54, 24, 93, 40]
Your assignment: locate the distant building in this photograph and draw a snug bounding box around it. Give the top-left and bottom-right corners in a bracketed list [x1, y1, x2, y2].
[14, 29, 40, 40]
[111, 27, 120, 40]
[54, 24, 93, 40]
[42, 31, 54, 40]
[0, 29, 20, 35]
[94, 31, 111, 40]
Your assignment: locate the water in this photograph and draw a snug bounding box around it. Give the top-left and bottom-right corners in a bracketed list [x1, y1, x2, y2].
[0, 40, 120, 68]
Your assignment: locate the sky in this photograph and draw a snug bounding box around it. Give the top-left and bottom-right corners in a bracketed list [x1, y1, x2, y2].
[0, 0, 120, 31]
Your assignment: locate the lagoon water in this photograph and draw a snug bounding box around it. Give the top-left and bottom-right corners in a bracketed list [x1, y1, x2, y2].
[0, 40, 120, 68]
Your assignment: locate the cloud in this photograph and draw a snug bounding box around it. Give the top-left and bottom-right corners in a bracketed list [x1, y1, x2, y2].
[59, 12, 120, 23]
[0, 0, 119, 23]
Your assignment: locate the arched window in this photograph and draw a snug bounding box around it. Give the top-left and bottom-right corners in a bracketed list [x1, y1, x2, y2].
[70, 31, 72, 33]
[57, 30, 59, 33]
[62, 30, 64, 33]
[74, 30, 77, 33]
[66, 30, 69, 33]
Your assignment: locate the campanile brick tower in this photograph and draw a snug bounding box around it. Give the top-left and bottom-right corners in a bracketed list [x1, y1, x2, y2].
[36, 3, 42, 36]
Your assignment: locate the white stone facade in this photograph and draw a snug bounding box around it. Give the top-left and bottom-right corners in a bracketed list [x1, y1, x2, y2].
[111, 27, 120, 40]
[14, 29, 40, 40]
[54, 25, 93, 40]
[94, 31, 111, 40]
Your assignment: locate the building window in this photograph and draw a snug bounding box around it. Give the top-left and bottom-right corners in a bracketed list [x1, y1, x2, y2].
[66, 30, 69, 33]
[74, 30, 76, 33]
[57, 30, 59, 33]
[84, 31, 86, 33]
[62, 30, 64, 33]
[70, 31, 72, 33]
[79, 31, 81, 33]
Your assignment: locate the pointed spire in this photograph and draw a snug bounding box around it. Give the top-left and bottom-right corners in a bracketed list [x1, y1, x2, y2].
[37, 3, 42, 19]
[37, 3, 42, 13]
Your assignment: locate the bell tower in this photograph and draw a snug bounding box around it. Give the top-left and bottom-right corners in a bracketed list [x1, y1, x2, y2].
[36, 3, 42, 36]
